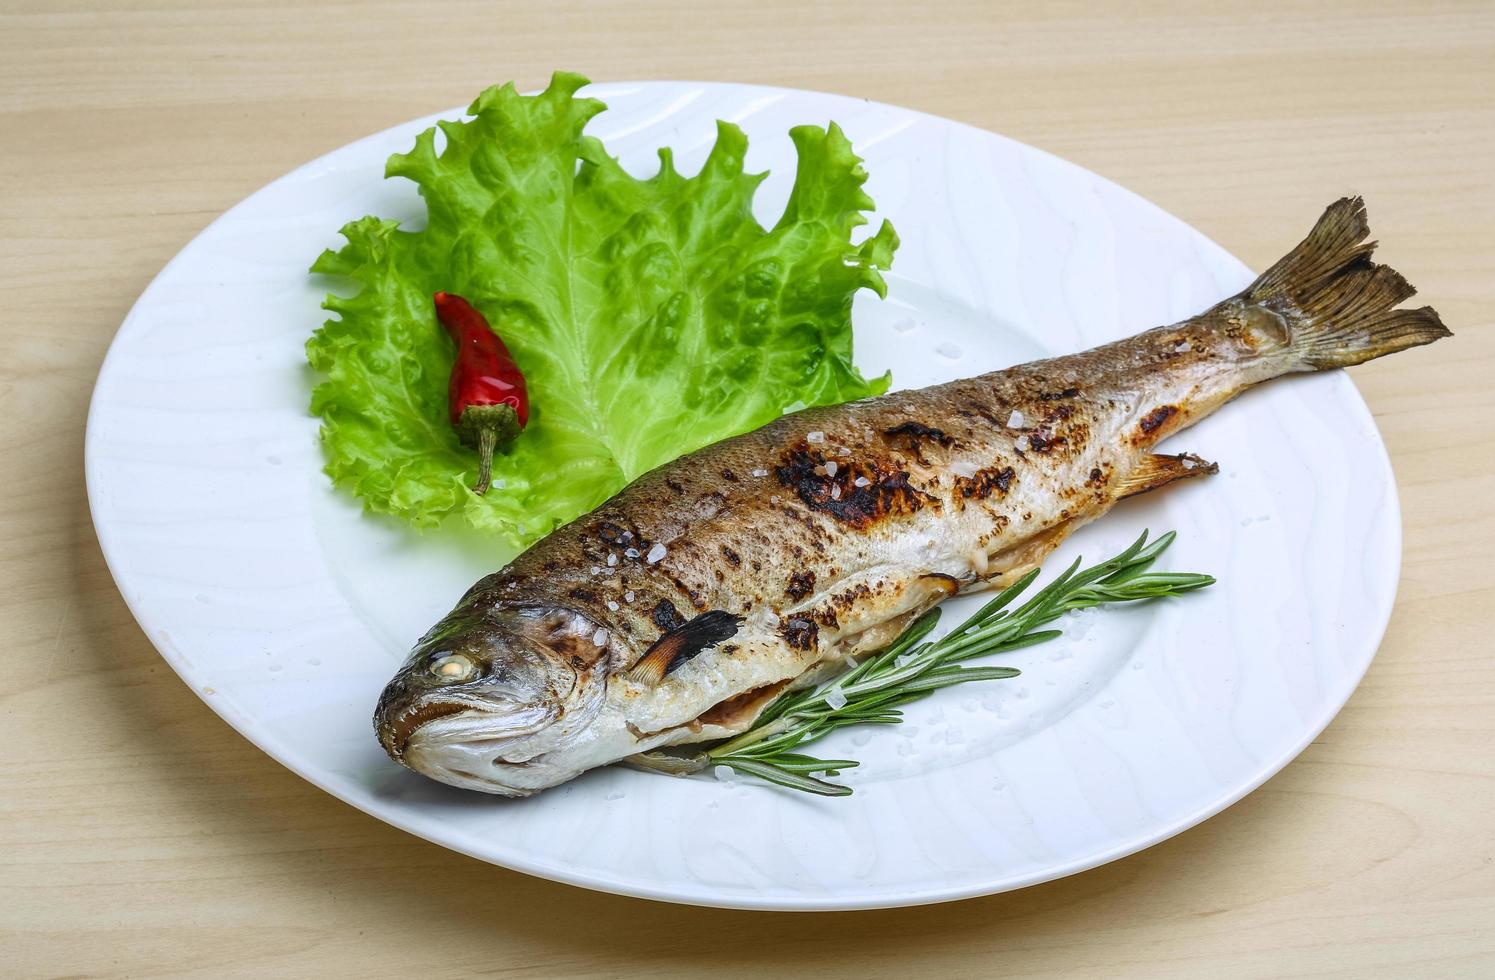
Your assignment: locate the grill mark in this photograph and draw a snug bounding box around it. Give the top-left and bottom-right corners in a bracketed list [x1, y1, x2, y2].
[1026, 431, 1066, 454]
[780, 616, 819, 651]
[830, 582, 873, 611]
[775, 446, 936, 530]
[651, 599, 685, 632]
[596, 521, 629, 546]
[955, 465, 1016, 502]
[786, 570, 816, 602]
[882, 421, 954, 447]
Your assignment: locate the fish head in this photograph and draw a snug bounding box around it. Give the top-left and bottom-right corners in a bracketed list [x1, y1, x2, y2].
[374, 602, 610, 795]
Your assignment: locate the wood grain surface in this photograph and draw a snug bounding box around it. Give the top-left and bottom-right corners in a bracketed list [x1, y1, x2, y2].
[2, 1, 1491, 976]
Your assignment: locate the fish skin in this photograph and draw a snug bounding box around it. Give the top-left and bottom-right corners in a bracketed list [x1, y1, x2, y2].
[374, 197, 1449, 795]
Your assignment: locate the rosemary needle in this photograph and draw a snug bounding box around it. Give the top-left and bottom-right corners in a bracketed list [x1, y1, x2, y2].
[697, 529, 1214, 796]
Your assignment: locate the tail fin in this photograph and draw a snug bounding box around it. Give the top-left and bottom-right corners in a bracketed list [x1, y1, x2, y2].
[1246, 197, 1450, 369]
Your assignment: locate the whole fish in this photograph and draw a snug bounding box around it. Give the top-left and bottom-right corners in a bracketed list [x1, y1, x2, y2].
[374, 198, 1448, 795]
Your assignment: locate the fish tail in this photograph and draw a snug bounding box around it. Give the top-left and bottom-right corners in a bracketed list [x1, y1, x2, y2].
[1244, 197, 1451, 369]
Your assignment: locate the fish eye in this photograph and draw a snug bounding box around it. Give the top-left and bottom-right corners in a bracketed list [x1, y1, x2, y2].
[429, 653, 476, 682]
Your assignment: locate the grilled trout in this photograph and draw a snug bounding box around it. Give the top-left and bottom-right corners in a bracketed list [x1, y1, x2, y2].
[374, 198, 1448, 795]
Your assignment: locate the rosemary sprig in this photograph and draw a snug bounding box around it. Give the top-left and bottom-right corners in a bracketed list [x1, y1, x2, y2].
[702, 530, 1213, 795]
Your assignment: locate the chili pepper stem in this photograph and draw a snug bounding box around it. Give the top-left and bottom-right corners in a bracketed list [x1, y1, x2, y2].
[455, 402, 521, 496]
[474, 425, 498, 495]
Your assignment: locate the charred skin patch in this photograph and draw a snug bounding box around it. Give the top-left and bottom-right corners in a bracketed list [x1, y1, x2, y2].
[1040, 387, 1081, 401]
[780, 615, 819, 651]
[720, 544, 741, 566]
[1026, 431, 1067, 454]
[1138, 404, 1179, 437]
[786, 569, 816, 602]
[883, 421, 954, 448]
[884, 420, 957, 465]
[775, 446, 936, 530]
[830, 582, 874, 612]
[651, 599, 685, 632]
[596, 521, 633, 547]
[955, 465, 1016, 502]
[720, 468, 740, 483]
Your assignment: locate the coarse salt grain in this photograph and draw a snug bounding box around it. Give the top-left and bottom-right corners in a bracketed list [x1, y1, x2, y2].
[1014, 435, 1031, 452]
[824, 687, 849, 709]
[591, 628, 609, 647]
[770, 494, 781, 505]
[763, 610, 780, 627]
[624, 590, 635, 602]
[607, 553, 618, 566]
[1175, 341, 1191, 352]
[1006, 409, 1025, 429]
[590, 566, 601, 575]
[492, 479, 506, 489]
[824, 461, 838, 477]
[646, 542, 667, 564]
[831, 485, 841, 500]
[606, 600, 619, 611]
[837, 445, 851, 456]
[624, 547, 640, 558]
[806, 430, 825, 443]
[854, 476, 871, 487]
[1182, 457, 1197, 469]
[751, 468, 768, 477]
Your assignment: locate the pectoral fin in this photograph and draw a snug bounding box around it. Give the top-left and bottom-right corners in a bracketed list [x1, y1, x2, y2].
[1117, 452, 1217, 499]
[625, 610, 743, 686]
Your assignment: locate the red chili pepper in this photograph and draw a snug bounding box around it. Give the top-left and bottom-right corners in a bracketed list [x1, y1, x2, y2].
[433, 292, 529, 495]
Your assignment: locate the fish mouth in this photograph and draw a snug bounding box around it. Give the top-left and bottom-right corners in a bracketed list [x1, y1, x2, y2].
[377, 689, 567, 791]
[399, 701, 567, 796]
[379, 699, 473, 761]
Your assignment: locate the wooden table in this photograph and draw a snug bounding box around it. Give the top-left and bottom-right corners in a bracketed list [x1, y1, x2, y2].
[4, 2, 1491, 975]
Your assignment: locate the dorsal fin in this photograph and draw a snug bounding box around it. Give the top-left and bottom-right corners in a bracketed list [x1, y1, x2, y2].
[625, 610, 743, 686]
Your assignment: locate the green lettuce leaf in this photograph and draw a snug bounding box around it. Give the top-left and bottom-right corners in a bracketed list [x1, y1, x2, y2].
[307, 72, 897, 549]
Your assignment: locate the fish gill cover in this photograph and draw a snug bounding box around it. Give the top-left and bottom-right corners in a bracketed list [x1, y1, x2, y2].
[306, 72, 898, 549]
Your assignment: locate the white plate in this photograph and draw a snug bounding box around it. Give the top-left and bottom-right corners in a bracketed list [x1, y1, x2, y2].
[86, 81, 1400, 911]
